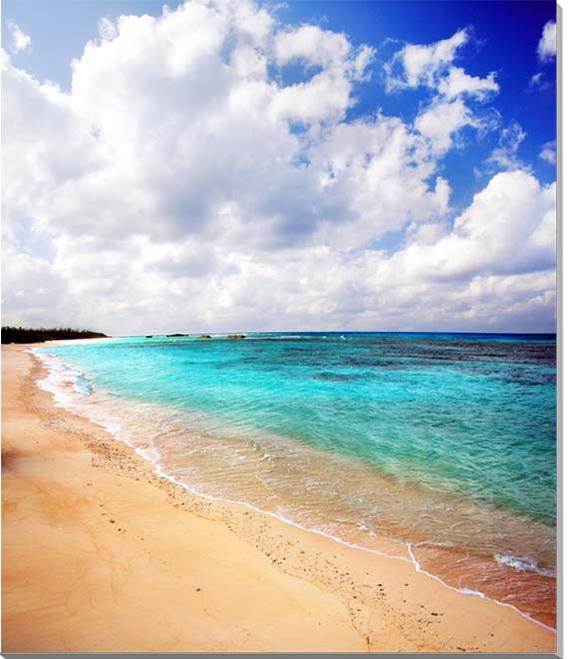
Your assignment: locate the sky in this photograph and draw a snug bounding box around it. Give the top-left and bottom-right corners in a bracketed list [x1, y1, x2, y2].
[1, 0, 557, 335]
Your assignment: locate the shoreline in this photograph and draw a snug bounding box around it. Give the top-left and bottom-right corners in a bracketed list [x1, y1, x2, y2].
[2, 344, 557, 652]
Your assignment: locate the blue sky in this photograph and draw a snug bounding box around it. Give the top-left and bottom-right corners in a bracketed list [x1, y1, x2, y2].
[3, 0, 557, 197]
[2, 0, 558, 333]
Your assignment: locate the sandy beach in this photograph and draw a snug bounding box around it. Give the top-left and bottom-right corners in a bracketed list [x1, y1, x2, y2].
[1, 344, 557, 653]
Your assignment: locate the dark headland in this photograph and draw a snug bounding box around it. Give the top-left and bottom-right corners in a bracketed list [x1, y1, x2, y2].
[1, 326, 108, 344]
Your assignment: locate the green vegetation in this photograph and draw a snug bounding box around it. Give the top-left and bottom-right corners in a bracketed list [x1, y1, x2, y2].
[1, 326, 108, 344]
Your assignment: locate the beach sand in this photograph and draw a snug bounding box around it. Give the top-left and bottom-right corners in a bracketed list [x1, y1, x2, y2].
[1, 344, 557, 652]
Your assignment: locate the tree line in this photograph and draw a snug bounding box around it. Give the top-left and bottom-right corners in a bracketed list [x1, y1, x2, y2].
[1, 326, 108, 344]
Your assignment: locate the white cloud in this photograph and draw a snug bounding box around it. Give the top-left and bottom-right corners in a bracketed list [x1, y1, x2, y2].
[98, 17, 119, 42]
[270, 26, 374, 125]
[436, 66, 498, 100]
[390, 170, 555, 282]
[384, 29, 499, 162]
[486, 123, 527, 171]
[538, 20, 556, 62]
[274, 24, 350, 68]
[1, 244, 68, 326]
[540, 140, 556, 165]
[386, 29, 468, 90]
[1, 0, 556, 334]
[414, 97, 476, 155]
[385, 28, 498, 100]
[5, 19, 31, 54]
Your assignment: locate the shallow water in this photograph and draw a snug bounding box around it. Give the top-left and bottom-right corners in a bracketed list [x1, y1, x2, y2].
[34, 332, 557, 627]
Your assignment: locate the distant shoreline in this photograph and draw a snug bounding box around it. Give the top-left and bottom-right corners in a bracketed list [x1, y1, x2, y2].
[95, 330, 557, 340]
[3, 329, 556, 345]
[1, 326, 108, 344]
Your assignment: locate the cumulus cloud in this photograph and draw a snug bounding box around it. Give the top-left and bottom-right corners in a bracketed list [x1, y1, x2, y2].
[385, 29, 467, 90]
[1, 0, 556, 334]
[385, 28, 498, 100]
[414, 97, 476, 155]
[5, 19, 31, 54]
[385, 29, 499, 159]
[390, 170, 555, 282]
[538, 20, 556, 62]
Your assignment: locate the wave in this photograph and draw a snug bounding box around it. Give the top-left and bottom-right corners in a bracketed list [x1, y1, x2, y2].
[495, 553, 556, 578]
[32, 350, 92, 402]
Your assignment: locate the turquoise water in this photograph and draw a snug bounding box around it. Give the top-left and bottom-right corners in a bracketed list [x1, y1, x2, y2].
[35, 332, 557, 625]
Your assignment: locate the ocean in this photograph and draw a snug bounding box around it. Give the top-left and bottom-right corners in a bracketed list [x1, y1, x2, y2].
[33, 332, 557, 627]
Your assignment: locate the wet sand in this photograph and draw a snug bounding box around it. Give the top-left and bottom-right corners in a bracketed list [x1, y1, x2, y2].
[1, 344, 557, 652]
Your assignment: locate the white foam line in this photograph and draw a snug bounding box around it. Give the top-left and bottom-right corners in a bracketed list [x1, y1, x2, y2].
[29, 347, 556, 634]
[406, 545, 555, 632]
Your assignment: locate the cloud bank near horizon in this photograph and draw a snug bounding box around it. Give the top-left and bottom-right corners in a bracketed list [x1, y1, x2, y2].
[2, 0, 556, 334]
